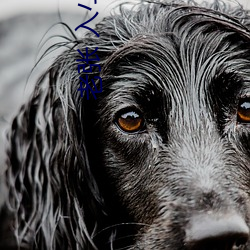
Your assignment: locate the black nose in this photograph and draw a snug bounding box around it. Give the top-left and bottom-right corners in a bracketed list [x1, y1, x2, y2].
[185, 213, 249, 250]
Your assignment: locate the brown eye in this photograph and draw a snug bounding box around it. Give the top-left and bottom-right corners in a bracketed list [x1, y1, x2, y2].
[116, 110, 145, 133]
[237, 99, 250, 123]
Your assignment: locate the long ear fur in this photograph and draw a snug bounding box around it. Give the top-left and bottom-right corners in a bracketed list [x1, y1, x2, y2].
[1, 4, 126, 245]
[3, 40, 112, 248]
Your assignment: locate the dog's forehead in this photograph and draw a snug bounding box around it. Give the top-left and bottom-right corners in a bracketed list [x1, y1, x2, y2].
[102, 5, 250, 104]
[105, 38, 248, 100]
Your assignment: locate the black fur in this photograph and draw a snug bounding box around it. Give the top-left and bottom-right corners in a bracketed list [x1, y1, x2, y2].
[2, 0, 250, 249]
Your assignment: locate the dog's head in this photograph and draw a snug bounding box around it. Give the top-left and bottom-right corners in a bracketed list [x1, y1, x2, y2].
[3, 1, 250, 250]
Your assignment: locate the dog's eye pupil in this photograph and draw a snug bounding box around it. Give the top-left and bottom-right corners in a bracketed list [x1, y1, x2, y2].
[117, 111, 144, 133]
[237, 100, 250, 123]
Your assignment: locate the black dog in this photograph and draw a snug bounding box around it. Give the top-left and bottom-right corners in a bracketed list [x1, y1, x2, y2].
[2, 0, 250, 249]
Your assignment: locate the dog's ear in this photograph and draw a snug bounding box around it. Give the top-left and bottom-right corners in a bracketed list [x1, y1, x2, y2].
[3, 52, 105, 249]
[1, 10, 128, 248]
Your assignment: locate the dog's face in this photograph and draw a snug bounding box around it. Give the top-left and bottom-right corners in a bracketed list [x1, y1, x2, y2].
[4, 1, 250, 250]
[87, 4, 250, 249]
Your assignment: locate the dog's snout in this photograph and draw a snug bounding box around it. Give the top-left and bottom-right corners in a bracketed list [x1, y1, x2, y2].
[185, 213, 249, 250]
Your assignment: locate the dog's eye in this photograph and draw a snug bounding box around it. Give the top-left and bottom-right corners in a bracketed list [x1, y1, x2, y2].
[237, 99, 250, 123]
[116, 110, 144, 133]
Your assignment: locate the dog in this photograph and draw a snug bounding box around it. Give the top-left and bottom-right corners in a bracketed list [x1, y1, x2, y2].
[1, 0, 250, 249]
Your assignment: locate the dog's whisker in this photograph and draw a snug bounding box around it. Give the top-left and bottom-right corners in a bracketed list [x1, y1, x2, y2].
[93, 222, 150, 238]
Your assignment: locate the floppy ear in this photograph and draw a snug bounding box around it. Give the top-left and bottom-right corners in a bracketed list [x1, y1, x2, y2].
[2, 46, 106, 249]
[0, 7, 135, 247]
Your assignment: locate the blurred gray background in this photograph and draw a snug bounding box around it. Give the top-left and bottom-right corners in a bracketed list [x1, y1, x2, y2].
[0, 0, 250, 175]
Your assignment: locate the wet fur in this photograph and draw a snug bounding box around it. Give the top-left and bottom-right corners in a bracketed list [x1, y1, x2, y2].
[2, 0, 250, 249]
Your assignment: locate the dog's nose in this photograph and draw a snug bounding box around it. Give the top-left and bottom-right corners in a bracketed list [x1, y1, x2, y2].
[185, 213, 249, 250]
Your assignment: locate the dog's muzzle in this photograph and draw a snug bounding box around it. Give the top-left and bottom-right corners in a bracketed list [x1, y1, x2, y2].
[185, 213, 249, 250]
